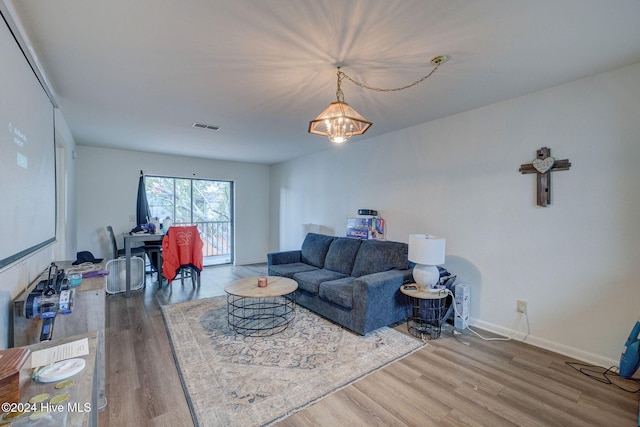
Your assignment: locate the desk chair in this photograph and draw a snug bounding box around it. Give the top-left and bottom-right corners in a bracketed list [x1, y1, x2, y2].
[106, 225, 148, 284]
[161, 225, 203, 288]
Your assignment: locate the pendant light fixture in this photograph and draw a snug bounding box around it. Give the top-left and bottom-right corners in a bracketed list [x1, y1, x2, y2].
[308, 55, 449, 144]
[308, 67, 371, 144]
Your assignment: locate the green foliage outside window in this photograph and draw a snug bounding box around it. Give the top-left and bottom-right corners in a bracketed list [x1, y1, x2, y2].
[145, 176, 231, 225]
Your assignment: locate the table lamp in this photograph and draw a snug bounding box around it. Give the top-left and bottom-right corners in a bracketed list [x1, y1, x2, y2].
[408, 234, 446, 292]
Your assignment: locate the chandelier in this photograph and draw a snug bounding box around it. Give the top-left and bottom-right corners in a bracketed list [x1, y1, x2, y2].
[308, 55, 449, 144]
[308, 68, 371, 144]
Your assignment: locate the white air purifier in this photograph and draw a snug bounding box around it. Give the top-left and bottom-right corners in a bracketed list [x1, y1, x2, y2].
[105, 257, 145, 295]
[454, 283, 470, 330]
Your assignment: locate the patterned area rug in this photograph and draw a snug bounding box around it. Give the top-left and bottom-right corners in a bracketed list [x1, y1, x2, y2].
[160, 296, 423, 427]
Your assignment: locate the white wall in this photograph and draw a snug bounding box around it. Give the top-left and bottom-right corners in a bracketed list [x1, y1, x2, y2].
[54, 108, 78, 261]
[270, 62, 640, 367]
[0, 110, 77, 348]
[75, 146, 270, 265]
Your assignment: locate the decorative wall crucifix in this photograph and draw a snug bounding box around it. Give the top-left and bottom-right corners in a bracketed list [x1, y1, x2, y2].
[519, 147, 571, 207]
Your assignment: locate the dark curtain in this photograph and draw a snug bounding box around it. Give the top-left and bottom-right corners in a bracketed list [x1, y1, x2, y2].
[136, 170, 151, 226]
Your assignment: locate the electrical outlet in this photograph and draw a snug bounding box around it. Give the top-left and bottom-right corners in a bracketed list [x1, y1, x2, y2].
[517, 299, 527, 313]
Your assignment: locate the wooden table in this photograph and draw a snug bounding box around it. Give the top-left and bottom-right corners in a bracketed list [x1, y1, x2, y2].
[6, 332, 98, 427]
[123, 232, 163, 297]
[13, 262, 106, 412]
[224, 276, 298, 336]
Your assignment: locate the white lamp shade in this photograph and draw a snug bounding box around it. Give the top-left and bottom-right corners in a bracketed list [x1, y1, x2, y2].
[408, 234, 445, 265]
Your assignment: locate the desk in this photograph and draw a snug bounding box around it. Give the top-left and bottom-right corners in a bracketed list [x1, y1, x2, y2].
[123, 232, 163, 297]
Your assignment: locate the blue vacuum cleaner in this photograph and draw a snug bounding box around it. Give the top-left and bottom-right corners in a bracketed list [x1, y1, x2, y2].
[620, 320, 640, 379]
[618, 321, 640, 426]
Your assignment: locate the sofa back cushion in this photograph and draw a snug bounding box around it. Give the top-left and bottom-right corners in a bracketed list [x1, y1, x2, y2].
[351, 239, 410, 277]
[301, 233, 336, 268]
[324, 238, 362, 275]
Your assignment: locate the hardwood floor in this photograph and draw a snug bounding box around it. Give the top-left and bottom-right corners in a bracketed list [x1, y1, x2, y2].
[99, 264, 638, 426]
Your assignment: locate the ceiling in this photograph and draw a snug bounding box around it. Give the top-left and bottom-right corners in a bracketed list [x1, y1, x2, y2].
[5, 0, 640, 165]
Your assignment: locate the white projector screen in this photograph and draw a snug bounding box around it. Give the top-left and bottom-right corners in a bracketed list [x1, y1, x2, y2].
[0, 12, 56, 269]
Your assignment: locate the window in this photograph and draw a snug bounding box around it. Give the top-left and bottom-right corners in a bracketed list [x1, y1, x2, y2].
[146, 176, 233, 265]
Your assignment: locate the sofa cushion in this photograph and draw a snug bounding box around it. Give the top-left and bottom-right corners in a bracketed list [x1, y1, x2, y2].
[301, 233, 336, 268]
[268, 262, 318, 279]
[293, 269, 348, 295]
[351, 240, 409, 277]
[323, 238, 362, 275]
[318, 277, 356, 309]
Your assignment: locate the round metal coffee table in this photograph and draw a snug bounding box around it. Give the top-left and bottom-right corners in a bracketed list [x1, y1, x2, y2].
[224, 276, 298, 336]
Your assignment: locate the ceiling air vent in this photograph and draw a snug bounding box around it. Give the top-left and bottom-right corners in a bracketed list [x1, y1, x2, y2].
[192, 122, 220, 131]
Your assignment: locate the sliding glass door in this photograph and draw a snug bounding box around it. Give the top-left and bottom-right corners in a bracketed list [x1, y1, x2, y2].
[145, 176, 233, 266]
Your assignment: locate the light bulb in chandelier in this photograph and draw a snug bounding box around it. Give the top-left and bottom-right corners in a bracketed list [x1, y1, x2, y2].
[325, 116, 351, 144]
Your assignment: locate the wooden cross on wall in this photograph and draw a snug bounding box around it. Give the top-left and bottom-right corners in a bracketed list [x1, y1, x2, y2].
[519, 147, 571, 207]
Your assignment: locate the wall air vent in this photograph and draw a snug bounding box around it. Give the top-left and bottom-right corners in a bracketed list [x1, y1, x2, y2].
[192, 122, 220, 131]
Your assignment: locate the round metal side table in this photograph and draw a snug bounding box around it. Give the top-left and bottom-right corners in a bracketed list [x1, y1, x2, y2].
[400, 284, 449, 340]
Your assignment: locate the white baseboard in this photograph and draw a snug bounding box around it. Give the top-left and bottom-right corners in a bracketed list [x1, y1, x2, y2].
[469, 317, 619, 370]
[234, 259, 267, 266]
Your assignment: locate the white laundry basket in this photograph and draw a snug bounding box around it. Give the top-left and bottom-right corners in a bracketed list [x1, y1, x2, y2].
[105, 256, 145, 294]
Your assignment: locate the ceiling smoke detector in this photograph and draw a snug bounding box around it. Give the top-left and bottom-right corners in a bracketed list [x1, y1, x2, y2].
[192, 122, 220, 131]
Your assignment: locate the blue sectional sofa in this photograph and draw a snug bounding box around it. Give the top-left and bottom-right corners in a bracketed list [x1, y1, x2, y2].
[267, 233, 413, 335]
